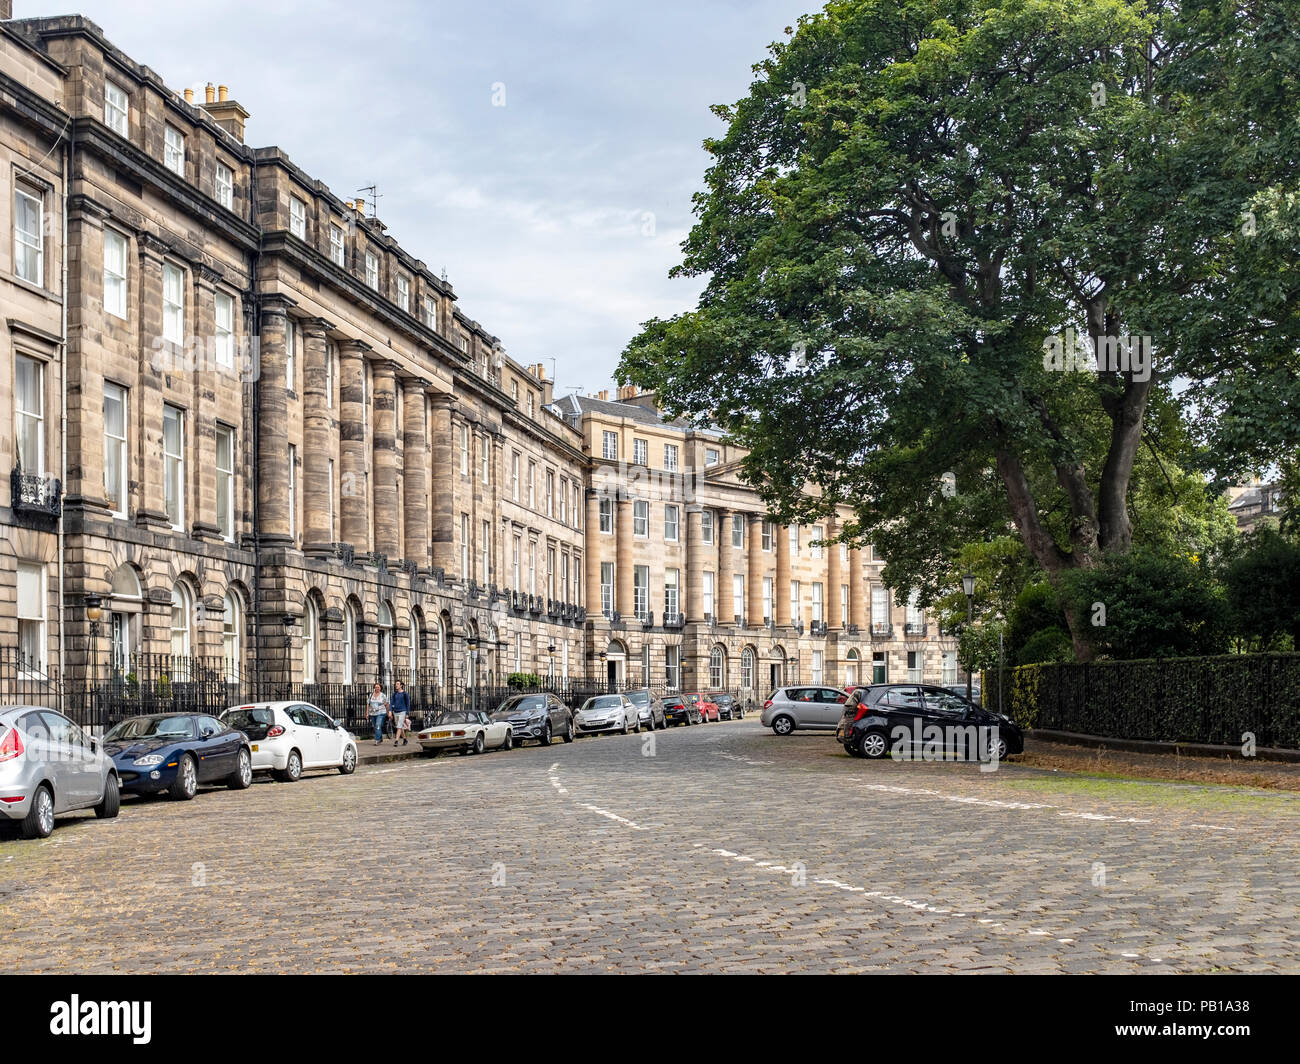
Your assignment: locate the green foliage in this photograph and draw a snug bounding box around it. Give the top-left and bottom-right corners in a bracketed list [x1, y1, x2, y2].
[1005, 583, 1070, 664]
[1007, 665, 1043, 730]
[1220, 528, 1300, 650]
[1017, 627, 1075, 666]
[1059, 548, 1229, 660]
[957, 619, 1004, 673]
[506, 673, 542, 689]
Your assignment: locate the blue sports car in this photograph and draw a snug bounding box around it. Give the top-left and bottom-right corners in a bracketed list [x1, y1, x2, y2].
[102, 713, 252, 800]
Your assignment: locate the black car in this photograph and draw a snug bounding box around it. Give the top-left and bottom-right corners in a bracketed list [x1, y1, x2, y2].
[708, 692, 743, 721]
[489, 692, 574, 745]
[662, 696, 702, 727]
[835, 684, 1023, 761]
[625, 688, 668, 730]
[103, 713, 252, 799]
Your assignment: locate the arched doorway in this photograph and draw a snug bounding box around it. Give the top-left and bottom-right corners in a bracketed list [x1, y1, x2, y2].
[845, 648, 859, 687]
[768, 646, 786, 692]
[605, 639, 627, 687]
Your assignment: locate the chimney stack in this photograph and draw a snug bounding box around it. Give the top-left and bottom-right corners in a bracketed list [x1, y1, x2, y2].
[205, 83, 216, 104]
[183, 88, 194, 103]
[217, 84, 229, 102]
[1, 3, 13, 21]
[200, 82, 249, 142]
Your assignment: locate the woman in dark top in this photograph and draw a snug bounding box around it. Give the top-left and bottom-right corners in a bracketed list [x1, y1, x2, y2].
[390, 680, 411, 746]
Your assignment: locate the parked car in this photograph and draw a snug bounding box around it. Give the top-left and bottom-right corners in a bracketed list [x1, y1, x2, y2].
[220, 702, 358, 780]
[490, 693, 574, 745]
[0, 706, 121, 839]
[574, 693, 641, 735]
[623, 688, 667, 731]
[835, 684, 1023, 760]
[709, 692, 742, 720]
[685, 692, 721, 722]
[103, 713, 252, 800]
[417, 708, 513, 756]
[760, 686, 849, 735]
[662, 695, 702, 727]
[945, 682, 982, 704]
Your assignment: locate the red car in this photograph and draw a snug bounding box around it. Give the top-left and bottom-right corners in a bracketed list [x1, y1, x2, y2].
[684, 692, 721, 722]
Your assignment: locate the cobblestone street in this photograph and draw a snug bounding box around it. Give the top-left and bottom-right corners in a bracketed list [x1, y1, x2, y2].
[2, 720, 1297, 974]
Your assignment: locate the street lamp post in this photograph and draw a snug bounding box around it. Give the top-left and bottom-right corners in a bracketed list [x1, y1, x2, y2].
[467, 635, 479, 717]
[961, 572, 975, 704]
[84, 593, 103, 687]
[599, 650, 608, 691]
[548, 643, 556, 684]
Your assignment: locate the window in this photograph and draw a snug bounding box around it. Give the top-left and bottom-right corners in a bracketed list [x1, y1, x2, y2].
[812, 582, 823, 623]
[15, 355, 44, 475]
[461, 514, 470, 578]
[601, 562, 614, 616]
[709, 646, 725, 688]
[289, 196, 307, 238]
[812, 526, 824, 559]
[528, 540, 536, 593]
[664, 504, 679, 542]
[397, 275, 410, 313]
[14, 186, 42, 285]
[599, 497, 613, 533]
[169, 582, 192, 669]
[545, 470, 554, 516]
[705, 447, 719, 467]
[733, 573, 744, 622]
[812, 650, 824, 684]
[365, 251, 379, 289]
[105, 80, 129, 135]
[665, 645, 680, 691]
[303, 598, 318, 682]
[789, 525, 800, 556]
[702, 571, 715, 618]
[424, 294, 438, 329]
[906, 590, 923, 632]
[103, 229, 128, 319]
[572, 484, 581, 529]
[222, 591, 241, 683]
[664, 568, 679, 622]
[527, 461, 536, 508]
[841, 584, 849, 626]
[740, 647, 755, 691]
[514, 632, 523, 671]
[214, 291, 234, 369]
[459, 424, 469, 475]
[511, 452, 520, 500]
[164, 124, 185, 176]
[103, 383, 127, 517]
[633, 566, 649, 621]
[841, 542, 849, 564]
[343, 603, 357, 684]
[731, 513, 744, 548]
[763, 577, 773, 623]
[790, 580, 801, 625]
[284, 317, 297, 389]
[762, 520, 773, 551]
[216, 424, 235, 541]
[942, 650, 958, 686]
[572, 555, 581, 603]
[559, 478, 568, 523]
[330, 224, 345, 266]
[701, 509, 714, 545]
[216, 164, 233, 210]
[601, 431, 618, 461]
[633, 500, 649, 537]
[327, 458, 335, 538]
[162, 263, 184, 344]
[483, 520, 492, 582]
[561, 552, 570, 601]
[527, 394, 535, 419]
[633, 438, 647, 466]
[547, 546, 556, 599]
[907, 651, 923, 683]
[163, 404, 184, 529]
[17, 562, 45, 673]
[512, 535, 521, 591]
[872, 587, 890, 632]
[482, 438, 490, 485]
[664, 443, 679, 471]
[288, 444, 297, 541]
[845, 649, 858, 687]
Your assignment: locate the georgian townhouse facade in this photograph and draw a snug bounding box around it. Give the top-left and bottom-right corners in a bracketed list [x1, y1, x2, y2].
[1, 7, 954, 712]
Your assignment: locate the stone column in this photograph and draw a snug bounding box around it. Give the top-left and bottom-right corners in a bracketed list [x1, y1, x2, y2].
[190, 267, 222, 541]
[850, 547, 865, 629]
[134, 235, 170, 528]
[302, 318, 335, 554]
[616, 496, 634, 618]
[585, 489, 603, 614]
[64, 203, 111, 515]
[716, 507, 733, 624]
[429, 392, 456, 574]
[826, 515, 842, 628]
[256, 297, 293, 545]
[685, 506, 704, 621]
[371, 361, 399, 560]
[775, 522, 791, 626]
[338, 339, 371, 551]
[401, 377, 429, 568]
[747, 513, 764, 627]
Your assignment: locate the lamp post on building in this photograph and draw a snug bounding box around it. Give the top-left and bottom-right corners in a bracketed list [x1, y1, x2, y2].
[84, 593, 103, 687]
[467, 635, 479, 718]
[282, 614, 296, 696]
[547, 643, 556, 684]
[599, 650, 607, 690]
[961, 572, 975, 703]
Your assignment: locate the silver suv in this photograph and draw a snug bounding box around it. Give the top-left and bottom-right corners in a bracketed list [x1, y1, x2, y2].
[760, 686, 848, 735]
[0, 706, 121, 838]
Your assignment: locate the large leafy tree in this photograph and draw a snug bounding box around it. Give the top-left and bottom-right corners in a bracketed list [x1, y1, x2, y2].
[621, 0, 1300, 660]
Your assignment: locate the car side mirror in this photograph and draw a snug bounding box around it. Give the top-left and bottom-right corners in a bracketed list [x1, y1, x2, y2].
[201, 729, 215, 739]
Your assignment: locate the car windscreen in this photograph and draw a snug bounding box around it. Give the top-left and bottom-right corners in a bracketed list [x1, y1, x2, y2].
[223, 708, 274, 739]
[105, 716, 196, 741]
[626, 691, 650, 706]
[497, 696, 545, 714]
[584, 695, 623, 710]
[428, 711, 472, 726]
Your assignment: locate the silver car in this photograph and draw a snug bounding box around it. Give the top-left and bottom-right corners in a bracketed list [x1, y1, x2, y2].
[0, 706, 121, 839]
[574, 693, 641, 735]
[760, 686, 849, 735]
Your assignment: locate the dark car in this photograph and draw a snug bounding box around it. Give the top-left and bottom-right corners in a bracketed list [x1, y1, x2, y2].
[835, 684, 1023, 761]
[490, 692, 574, 745]
[625, 688, 667, 730]
[708, 692, 743, 721]
[103, 713, 252, 799]
[662, 695, 702, 727]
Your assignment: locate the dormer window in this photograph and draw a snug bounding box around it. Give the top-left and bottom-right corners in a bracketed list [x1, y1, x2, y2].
[164, 124, 185, 177]
[365, 251, 379, 290]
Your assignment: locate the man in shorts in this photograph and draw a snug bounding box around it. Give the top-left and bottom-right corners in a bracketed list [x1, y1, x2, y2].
[391, 679, 411, 746]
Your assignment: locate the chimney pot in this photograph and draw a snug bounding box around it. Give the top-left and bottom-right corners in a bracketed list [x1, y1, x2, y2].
[218, 84, 229, 102]
[183, 88, 194, 103]
[205, 83, 216, 104]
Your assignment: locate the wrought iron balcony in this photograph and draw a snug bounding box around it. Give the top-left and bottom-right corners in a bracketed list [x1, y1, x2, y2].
[10, 467, 61, 520]
[870, 621, 894, 637]
[810, 620, 827, 637]
[663, 612, 684, 630]
[904, 622, 928, 636]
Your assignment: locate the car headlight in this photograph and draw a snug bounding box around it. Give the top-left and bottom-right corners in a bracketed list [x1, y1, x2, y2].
[132, 754, 164, 767]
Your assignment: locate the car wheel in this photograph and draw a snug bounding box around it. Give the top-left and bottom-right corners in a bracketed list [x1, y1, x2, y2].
[563, 718, 575, 743]
[275, 749, 303, 783]
[94, 773, 121, 819]
[170, 755, 198, 800]
[21, 784, 55, 839]
[736, 707, 744, 719]
[844, 743, 863, 759]
[858, 730, 889, 759]
[227, 748, 253, 790]
[540, 721, 553, 746]
[339, 745, 357, 774]
[991, 735, 1010, 760]
[502, 730, 514, 752]
[771, 715, 795, 736]
[471, 732, 486, 755]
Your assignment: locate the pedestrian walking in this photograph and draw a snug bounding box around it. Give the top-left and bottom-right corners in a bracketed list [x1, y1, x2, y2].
[367, 683, 389, 745]
[391, 680, 411, 747]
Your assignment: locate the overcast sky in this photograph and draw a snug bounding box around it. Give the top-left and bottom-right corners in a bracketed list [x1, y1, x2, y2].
[67, 0, 812, 396]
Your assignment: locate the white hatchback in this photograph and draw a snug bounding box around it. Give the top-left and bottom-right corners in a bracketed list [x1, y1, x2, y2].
[220, 702, 358, 782]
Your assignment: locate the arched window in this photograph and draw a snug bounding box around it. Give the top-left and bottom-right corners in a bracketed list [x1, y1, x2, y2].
[434, 615, 446, 688]
[378, 601, 393, 688]
[170, 582, 192, 679]
[343, 601, 357, 684]
[845, 648, 859, 687]
[740, 646, 756, 691]
[303, 597, 319, 684]
[709, 645, 726, 689]
[408, 613, 419, 682]
[222, 590, 242, 683]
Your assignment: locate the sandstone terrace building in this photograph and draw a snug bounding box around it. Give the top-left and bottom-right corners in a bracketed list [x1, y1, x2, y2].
[0, 5, 953, 719]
